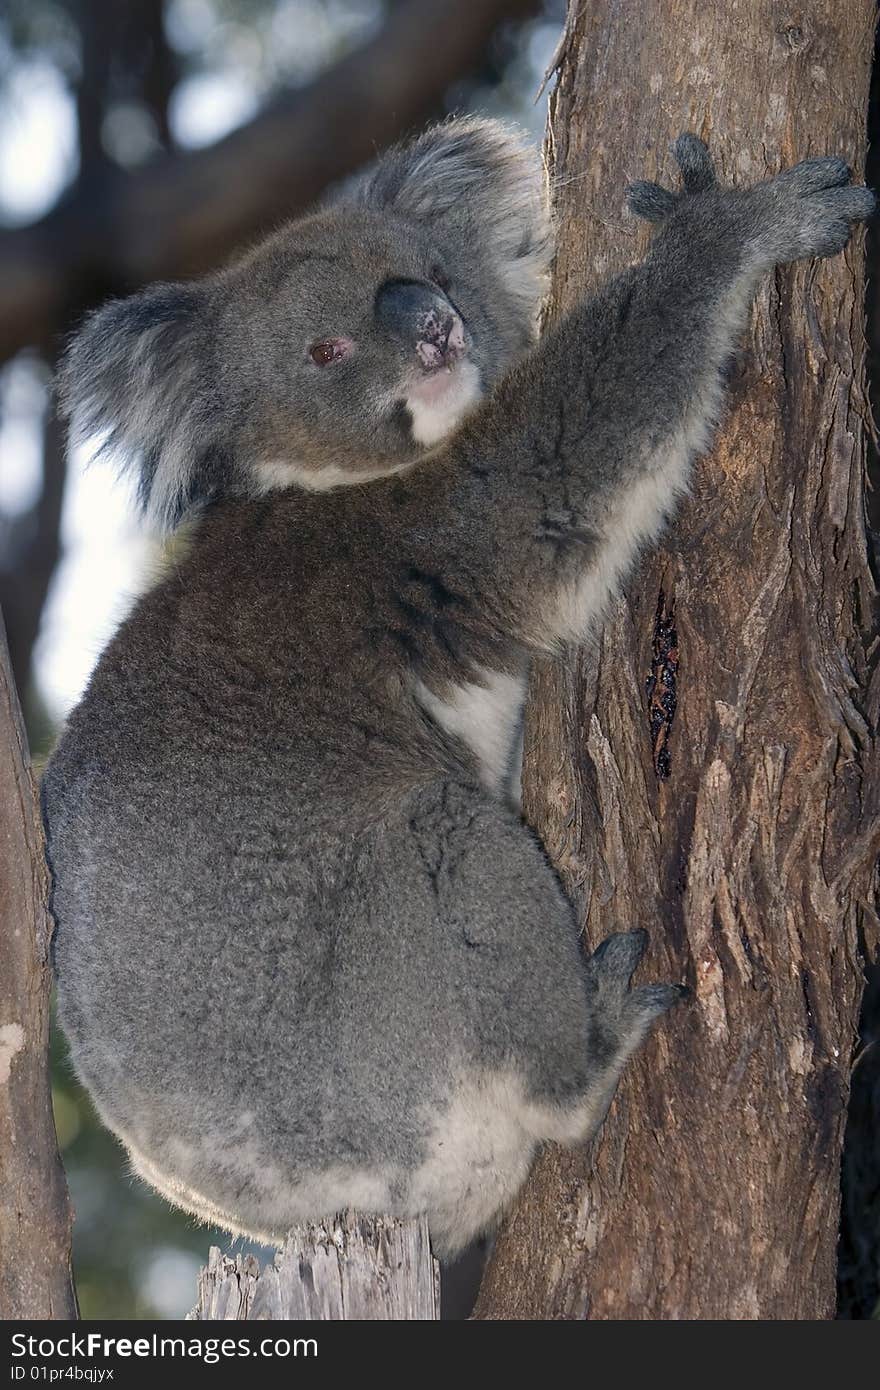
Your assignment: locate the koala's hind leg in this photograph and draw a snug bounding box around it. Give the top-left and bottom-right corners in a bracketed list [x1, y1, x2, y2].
[403, 781, 683, 1144]
[543, 929, 687, 1147]
[399, 781, 684, 1252]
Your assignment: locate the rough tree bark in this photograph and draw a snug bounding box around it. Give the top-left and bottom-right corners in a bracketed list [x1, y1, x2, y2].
[0, 611, 76, 1318]
[475, 0, 880, 1320]
[191, 1215, 439, 1321]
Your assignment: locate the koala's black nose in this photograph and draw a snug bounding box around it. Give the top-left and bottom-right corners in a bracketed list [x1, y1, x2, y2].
[374, 279, 465, 371]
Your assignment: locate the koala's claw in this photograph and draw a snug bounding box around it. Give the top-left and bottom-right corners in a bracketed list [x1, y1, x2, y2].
[755, 160, 876, 264]
[774, 155, 851, 194]
[672, 132, 716, 192]
[631, 982, 690, 1021]
[586, 929, 686, 1018]
[626, 132, 716, 222]
[587, 927, 648, 982]
[627, 135, 875, 265]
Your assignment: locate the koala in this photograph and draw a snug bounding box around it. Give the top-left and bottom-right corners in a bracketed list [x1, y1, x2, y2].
[43, 118, 873, 1258]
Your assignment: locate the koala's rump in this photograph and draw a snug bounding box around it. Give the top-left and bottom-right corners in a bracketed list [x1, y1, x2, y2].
[46, 754, 590, 1250]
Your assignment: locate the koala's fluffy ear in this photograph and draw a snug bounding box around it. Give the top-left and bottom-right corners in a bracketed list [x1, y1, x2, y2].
[58, 280, 233, 531]
[350, 117, 553, 323]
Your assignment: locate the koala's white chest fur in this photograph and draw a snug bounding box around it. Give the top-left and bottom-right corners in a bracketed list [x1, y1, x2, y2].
[404, 359, 483, 446]
[413, 666, 526, 796]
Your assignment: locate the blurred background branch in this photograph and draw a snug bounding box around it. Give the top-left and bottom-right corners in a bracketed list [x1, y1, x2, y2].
[0, 0, 542, 370]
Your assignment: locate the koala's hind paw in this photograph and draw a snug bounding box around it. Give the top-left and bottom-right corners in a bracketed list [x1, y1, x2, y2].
[589, 922, 686, 1045]
[626, 133, 717, 222]
[586, 928, 687, 1020]
[586, 930, 686, 1072]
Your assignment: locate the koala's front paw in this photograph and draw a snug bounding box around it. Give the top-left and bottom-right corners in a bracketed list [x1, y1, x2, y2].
[627, 133, 875, 268]
[748, 156, 875, 265]
[586, 928, 687, 1060]
[626, 133, 717, 222]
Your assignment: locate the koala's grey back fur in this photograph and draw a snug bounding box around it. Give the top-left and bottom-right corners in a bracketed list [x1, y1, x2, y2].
[44, 119, 873, 1255]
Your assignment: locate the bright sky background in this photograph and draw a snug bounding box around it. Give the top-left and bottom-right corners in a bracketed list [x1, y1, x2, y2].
[0, 4, 558, 728]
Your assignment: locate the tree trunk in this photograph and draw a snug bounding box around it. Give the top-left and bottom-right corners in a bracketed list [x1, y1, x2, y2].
[190, 1215, 439, 1320]
[475, 0, 880, 1321]
[0, 612, 77, 1319]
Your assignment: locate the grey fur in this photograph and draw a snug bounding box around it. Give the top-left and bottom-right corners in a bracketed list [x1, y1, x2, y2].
[45, 122, 873, 1256]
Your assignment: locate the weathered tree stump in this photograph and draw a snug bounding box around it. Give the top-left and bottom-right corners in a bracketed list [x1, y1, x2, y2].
[190, 1213, 439, 1320]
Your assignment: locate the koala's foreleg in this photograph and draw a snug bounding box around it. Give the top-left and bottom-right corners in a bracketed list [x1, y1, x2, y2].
[445, 137, 873, 650]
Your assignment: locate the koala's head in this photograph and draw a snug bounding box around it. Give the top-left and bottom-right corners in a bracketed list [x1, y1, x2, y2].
[60, 118, 552, 530]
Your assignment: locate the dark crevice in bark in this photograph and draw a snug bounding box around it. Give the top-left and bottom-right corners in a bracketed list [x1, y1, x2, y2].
[646, 584, 679, 781]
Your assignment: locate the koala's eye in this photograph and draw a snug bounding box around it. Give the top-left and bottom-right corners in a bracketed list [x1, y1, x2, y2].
[309, 338, 352, 367]
[430, 265, 451, 294]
